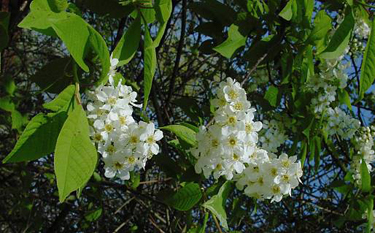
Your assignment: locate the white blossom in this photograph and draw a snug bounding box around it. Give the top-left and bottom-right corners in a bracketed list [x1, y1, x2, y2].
[86, 56, 163, 180]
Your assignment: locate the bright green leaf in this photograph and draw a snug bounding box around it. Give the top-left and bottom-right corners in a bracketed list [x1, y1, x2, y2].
[306, 10, 332, 45]
[19, 11, 109, 81]
[338, 88, 352, 111]
[264, 86, 279, 107]
[153, 0, 173, 47]
[3, 112, 67, 163]
[11, 110, 24, 131]
[87, 25, 111, 84]
[279, 0, 293, 21]
[359, 20, 375, 100]
[361, 159, 371, 193]
[143, 24, 157, 111]
[202, 181, 232, 230]
[50, 14, 90, 72]
[366, 197, 374, 233]
[0, 96, 15, 112]
[319, 8, 354, 59]
[55, 104, 97, 202]
[160, 124, 197, 147]
[48, 0, 69, 12]
[43, 85, 76, 112]
[85, 208, 102, 222]
[213, 24, 247, 58]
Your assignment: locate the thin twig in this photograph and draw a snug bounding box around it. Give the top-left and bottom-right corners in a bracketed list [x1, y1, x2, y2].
[166, 0, 187, 104]
[212, 214, 223, 233]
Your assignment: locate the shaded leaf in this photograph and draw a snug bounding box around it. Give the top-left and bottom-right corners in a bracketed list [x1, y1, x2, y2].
[113, 16, 141, 67]
[3, 112, 67, 163]
[30, 57, 73, 94]
[162, 182, 202, 211]
[79, 0, 134, 18]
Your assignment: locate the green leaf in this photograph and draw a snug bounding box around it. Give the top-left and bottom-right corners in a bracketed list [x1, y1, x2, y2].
[306, 10, 332, 45]
[153, 0, 173, 47]
[279, 0, 293, 21]
[48, 0, 69, 12]
[50, 14, 90, 72]
[160, 125, 197, 147]
[361, 159, 371, 193]
[30, 57, 73, 93]
[359, 20, 375, 100]
[19, 11, 109, 81]
[143, 24, 157, 111]
[366, 197, 374, 233]
[0, 96, 15, 112]
[202, 181, 232, 230]
[18, 10, 64, 37]
[213, 24, 247, 58]
[113, 16, 141, 67]
[337, 88, 352, 111]
[87, 25, 111, 84]
[319, 8, 354, 59]
[3, 112, 67, 163]
[3, 75, 16, 96]
[43, 85, 76, 112]
[85, 208, 102, 222]
[11, 110, 24, 131]
[55, 104, 97, 202]
[163, 182, 202, 211]
[30, 0, 54, 11]
[264, 86, 279, 107]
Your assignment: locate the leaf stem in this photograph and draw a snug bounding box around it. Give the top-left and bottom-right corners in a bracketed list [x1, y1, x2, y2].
[212, 214, 223, 233]
[72, 62, 81, 105]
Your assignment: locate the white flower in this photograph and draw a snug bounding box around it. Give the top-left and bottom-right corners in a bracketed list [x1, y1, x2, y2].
[236, 149, 303, 202]
[86, 67, 163, 181]
[140, 122, 164, 155]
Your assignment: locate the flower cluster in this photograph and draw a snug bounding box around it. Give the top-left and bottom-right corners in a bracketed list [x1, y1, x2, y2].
[326, 107, 360, 139]
[351, 126, 375, 184]
[306, 59, 349, 114]
[191, 78, 263, 180]
[350, 17, 370, 56]
[259, 119, 288, 153]
[236, 149, 303, 203]
[354, 17, 370, 39]
[86, 58, 163, 180]
[191, 78, 303, 202]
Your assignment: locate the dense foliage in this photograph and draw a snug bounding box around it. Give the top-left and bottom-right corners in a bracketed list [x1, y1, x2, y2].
[1, 0, 375, 232]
